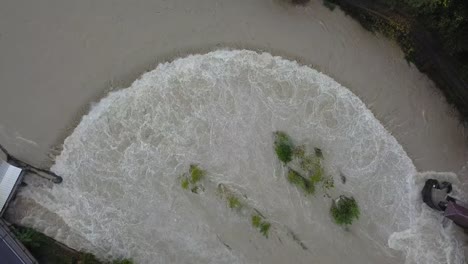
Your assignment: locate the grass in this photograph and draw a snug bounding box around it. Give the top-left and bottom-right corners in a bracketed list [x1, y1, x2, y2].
[190, 164, 206, 184]
[259, 222, 271, 238]
[181, 164, 206, 193]
[252, 215, 262, 228]
[310, 162, 324, 184]
[181, 178, 189, 190]
[251, 214, 271, 238]
[330, 196, 360, 226]
[274, 131, 294, 164]
[13, 226, 135, 264]
[227, 196, 242, 209]
[287, 169, 315, 195]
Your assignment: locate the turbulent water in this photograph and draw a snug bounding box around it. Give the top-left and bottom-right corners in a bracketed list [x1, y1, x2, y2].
[16, 50, 466, 263]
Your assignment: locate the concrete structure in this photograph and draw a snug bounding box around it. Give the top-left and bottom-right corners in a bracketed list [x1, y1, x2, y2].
[0, 160, 23, 216]
[0, 160, 37, 263]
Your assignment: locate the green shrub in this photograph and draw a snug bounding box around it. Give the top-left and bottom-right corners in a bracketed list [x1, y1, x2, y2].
[330, 196, 360, 226]
[274, 132, 294, 164]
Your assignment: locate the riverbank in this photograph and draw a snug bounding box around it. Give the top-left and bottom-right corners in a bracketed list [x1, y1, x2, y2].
[0, 0, 466, 174]
[11, 225, 133, 264]
[1, 0, 467, 262]
[326, 0, 468, 123]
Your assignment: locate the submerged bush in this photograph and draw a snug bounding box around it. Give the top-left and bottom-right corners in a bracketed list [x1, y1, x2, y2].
[310, 163, 324, 184]
[181, 178, 190, 190]
[227, 196, 242, 209]
[287, 169, 315, 194]
[180, 164, 206, 193]
[330, 196, 360, 226]
[190, 164, 206, 184]
[274, 131, 294, 164]
[251, 214, 271, 238]
[252, 215, 262, 228]
[259, 222, 271, 238]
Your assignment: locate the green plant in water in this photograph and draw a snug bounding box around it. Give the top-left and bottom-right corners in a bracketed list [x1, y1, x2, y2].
[251, 214, 271, 238]
[287, 169, 315, 194]
[190, 164, 206, 184]
[181, 178, 190, 190]
[330, 196, 360, 226]
[310, 162, 324, 184]
[227, 196, 242, 209]
[259, 222, 271, 238]
[181, 164, 207, 193]
[274, 131, 294, 164]
[252, 215, 262, 228]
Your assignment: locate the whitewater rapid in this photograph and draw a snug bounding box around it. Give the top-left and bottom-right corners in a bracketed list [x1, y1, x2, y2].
[15, 50, 465, 263]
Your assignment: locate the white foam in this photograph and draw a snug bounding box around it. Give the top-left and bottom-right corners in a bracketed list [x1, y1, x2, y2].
[18, 50, 465, 263]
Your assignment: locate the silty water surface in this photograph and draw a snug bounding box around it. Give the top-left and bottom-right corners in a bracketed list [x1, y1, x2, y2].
[16, 50, 466, 264]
